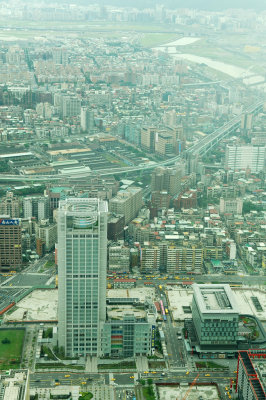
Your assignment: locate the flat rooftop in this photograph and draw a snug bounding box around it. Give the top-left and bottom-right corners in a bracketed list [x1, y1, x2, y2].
[107, 305, 146, 320]
[0, 152, 33, 158]
[193, 284, 239, 314]
[107, 287, 155, 303]
[48, 148, 91, 156]
[201, 287, 232, 311]
[167, 286, 266, 321]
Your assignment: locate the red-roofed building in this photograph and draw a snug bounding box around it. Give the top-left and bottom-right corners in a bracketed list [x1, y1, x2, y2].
[113, 279, 136, 289]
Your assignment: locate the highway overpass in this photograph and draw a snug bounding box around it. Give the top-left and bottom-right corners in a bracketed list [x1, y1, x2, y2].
[0, 100, 264, 182]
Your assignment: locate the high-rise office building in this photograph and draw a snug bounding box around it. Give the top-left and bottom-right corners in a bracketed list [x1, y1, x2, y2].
[57, 198, 108, 357]
[141, 127, 156, 152]
[62, 96, 81, 118]
[0, 216, 22, 272]
[80, 107, 94, 133]
[23, 197, 49, 221]
[52, 47, 68, 65]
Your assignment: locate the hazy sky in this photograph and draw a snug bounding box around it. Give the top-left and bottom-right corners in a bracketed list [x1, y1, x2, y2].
[38, 0, 265, 11]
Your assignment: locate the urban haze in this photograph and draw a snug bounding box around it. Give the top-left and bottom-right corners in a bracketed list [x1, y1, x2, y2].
[0, 1, 265, 400]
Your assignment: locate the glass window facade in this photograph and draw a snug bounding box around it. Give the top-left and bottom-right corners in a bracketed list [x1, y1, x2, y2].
[58, 198, 107, 357]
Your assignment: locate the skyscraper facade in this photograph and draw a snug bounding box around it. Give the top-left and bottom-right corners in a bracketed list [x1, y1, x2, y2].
[80, 107, 94, 133]
[57, 198, 108, 357]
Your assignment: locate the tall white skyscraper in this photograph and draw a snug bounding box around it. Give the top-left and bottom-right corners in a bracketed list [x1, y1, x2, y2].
[80, 107, 94, 133]
[57, 198, 108, 357]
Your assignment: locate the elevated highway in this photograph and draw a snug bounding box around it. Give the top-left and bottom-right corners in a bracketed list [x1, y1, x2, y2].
[186, 100, 264, 157]
[0, 100, 264, 182]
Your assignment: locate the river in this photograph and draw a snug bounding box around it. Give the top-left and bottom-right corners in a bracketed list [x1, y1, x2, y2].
[154, 37, 265, 86]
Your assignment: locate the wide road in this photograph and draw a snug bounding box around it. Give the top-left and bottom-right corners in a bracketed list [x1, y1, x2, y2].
[141, 369, 235, 385]
[160, 291, 186, 368]
[30, 371, 104, 388]
[134, 274, 265, 287]
[163, 317, 186, 368]
[30, 369, 235, 387]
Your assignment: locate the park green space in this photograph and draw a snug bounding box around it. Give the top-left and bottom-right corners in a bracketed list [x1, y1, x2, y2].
[0, 23, 205, 47]
[139, 33, 179, 47]
[142, 385, 156, 400]
[0, 19, 180, 47]
[196, 361, 228, 369]
[35, 363, 84, 370]
[0, 19, 177, 32]
[0, 329, 25, 369]
[79, 393, 93, 400]
[98, 361, 136, 370]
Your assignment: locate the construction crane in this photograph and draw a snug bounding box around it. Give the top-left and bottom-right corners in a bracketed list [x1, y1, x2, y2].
[179, 373, 200, 400]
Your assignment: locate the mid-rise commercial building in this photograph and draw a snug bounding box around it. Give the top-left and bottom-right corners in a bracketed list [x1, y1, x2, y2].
[173, 189, 197, 210]
[167, 246, 203, 274]
[108, 245, 130, 272]
[192, 284, 239, 349]
[141, 127, 156, 152]
[140, 246, 160, 273]
[109, 187, 143, 225]
[52, 47, 68, 65]
[151, 191, 171, 209]
[0, 216, 22, 272]
[225, 145, 265, 173]
[0, 369, 30, 400]
[124, 123, 141, 146]
[113, 279, 136, 289]
[107, 214, 125, 241]
[151, 164, 185, 196]
[220, 197, 243, 215]
[62, 96, 81, 118]
[0, 191, 20, 218]
[57, 198, 108, 357]
[155, 131, 174, 156]
[35, 219, 57, 252]
[101, 314, 154, 358]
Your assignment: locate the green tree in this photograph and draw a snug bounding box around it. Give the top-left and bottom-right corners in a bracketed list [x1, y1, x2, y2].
[243, 201, 262, 214]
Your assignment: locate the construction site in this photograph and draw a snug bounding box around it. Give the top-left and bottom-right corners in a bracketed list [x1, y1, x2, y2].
[158, 384, 220, 400]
